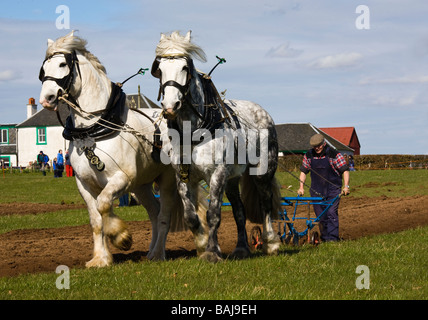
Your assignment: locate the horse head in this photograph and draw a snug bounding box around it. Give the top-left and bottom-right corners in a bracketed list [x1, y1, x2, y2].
[39, 32, 82, 110]
[152, 31, 206, 120]
[38, 31, 109, 113]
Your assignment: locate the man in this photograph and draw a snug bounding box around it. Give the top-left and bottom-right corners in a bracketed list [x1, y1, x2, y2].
[297, 134, 350, 242]
[37, 151, 47, 176]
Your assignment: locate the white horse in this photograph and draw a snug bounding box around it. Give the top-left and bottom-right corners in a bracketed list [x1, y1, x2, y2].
[38, 31, 207, 267]
[152, 31, 281, 263]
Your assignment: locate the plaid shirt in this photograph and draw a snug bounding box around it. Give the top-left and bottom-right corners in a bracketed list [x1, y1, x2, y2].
[301, 148, 348, 176]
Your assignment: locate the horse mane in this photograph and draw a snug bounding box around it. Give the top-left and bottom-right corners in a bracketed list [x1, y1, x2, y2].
[155, 31, 207, 62]
[46, 31, 107, 75]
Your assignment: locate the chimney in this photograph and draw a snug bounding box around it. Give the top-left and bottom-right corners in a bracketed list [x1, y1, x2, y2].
[27, 97, 37, 119]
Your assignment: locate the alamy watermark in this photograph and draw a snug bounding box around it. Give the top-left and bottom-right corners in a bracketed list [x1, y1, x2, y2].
[56, 265, 70, 290]
[56, 5, 70, 30]
[160, 122, 269, 175]
[355, 265, 370, 289]
[355, 5, 370, 30]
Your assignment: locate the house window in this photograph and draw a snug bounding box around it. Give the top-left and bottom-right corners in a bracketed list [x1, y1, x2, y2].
[0, 128, 8, 144]
[37, 127, 47, 145]
[0, 156, 10, 168]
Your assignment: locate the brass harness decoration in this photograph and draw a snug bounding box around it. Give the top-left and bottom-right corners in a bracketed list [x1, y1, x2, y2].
[82, 146, 105, 172]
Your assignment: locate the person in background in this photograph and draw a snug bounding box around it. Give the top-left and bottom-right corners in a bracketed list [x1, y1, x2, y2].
[37, 151, 47, 176]
[65, 150, 73, 177]
[56, 149, 64, 177]
[348, 155, 356, 171]
[37, 151, 44, 169]
[43, 153, 50, 171]
[119, 193, 129, 207]
[53, 157, 59, 178]
[297, 134, 350, 242]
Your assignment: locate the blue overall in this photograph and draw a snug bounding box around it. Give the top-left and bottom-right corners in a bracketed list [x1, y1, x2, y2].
[309, 149, 342, 241]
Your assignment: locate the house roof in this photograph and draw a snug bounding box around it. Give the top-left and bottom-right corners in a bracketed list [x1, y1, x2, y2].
[276, 123, 354, 154]
[319, 127, 360, 147]
[126, 93, 160, 109]
[16, 107, 69, 128]
[0, 124, 17, 127]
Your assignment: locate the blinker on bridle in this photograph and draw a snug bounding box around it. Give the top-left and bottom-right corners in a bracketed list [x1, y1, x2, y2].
[151, 55, 194, 103]
[39, 50, 81, 97]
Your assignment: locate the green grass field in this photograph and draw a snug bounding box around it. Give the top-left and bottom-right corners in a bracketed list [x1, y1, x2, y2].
[0, 170, 427, 300]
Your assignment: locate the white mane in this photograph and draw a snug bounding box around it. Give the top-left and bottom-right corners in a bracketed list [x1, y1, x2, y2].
[155, 31, 207, 62]
[46, 31, 107, 75]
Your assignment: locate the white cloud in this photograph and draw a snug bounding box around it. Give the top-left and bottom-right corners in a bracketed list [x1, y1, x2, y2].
[266, 42, 303, 58]
[307, 52, 363, 69]
[0, 70, 21, 81]
[372, 94, 417, 107]
[360, 75, 428, 85]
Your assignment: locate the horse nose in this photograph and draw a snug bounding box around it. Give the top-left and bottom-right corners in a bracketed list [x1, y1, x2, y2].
[161, 100, 181, 118]
[39, 93, 57, 108]
[173, 100, 181, 110]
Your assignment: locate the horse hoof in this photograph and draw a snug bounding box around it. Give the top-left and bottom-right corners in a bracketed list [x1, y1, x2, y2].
[263, 241, 280, 255]
[110, 231, 133, 251]
[199, 251, 222, 263]
[263, 232, 281, 255]
[85, 256, 112, 268]
[231, 247, 251, 260]
[193, 227, 209, 255]
[147, 250, 166, 261]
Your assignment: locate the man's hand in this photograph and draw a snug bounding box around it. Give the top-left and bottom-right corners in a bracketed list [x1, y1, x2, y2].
[341, 186, 350, 196]
[297, 188, 305, 196]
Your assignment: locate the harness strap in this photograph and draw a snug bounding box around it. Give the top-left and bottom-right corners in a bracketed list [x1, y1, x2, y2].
[62, 82, 125, 141]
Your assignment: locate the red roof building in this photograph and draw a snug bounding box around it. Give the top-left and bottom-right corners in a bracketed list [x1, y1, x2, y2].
[319, 127, 361, 155]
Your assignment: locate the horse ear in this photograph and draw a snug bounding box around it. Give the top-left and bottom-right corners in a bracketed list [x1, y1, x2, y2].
[185, 30, 192, 42]
[160, 33, 166, 41]
[47, 39, 54, 47]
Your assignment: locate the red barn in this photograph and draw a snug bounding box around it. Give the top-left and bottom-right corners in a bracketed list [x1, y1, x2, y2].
[319, 127, 361, 155]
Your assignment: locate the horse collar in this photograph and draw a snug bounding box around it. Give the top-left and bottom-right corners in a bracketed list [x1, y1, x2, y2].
[62, 82, 126, 141]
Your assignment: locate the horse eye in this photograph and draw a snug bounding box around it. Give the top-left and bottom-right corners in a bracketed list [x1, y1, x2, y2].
[59, 63, 67, 68]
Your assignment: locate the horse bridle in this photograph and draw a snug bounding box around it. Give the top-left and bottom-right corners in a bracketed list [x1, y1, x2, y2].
[151, 55, 206, 123]
[151, 55, 194, 102]
[39, 50, 81, 98]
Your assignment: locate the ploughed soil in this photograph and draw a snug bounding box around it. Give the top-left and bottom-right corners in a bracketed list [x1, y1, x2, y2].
[1, 195, 427, 277]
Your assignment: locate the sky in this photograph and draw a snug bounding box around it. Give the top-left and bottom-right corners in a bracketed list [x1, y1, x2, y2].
[0, 0, 427, 155]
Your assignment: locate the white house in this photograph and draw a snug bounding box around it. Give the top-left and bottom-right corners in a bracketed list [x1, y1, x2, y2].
[13, 88, 159, 168]
[16, 99, 68, 168]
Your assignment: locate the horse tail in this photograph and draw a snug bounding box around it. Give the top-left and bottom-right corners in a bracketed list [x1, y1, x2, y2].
[241, 168, 281, 224]
[169, 195, 186, 232]
[168, 184, 209, 233]
[271, 177, 281, 220]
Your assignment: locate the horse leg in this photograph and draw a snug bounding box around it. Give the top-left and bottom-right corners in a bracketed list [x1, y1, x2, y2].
[177, 179, 209, 256]
[257, 177, 281, 255]
[225, 177, 251, 259]
[96, 172, 132, 251]
[199, 168, 227, 263]
[261, 205, 280, 255]
[145, 172, 178, 260]
[130, 184, 160, 258]
[75, 178, 112, 267]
